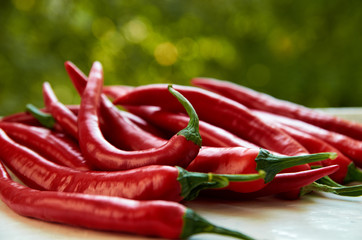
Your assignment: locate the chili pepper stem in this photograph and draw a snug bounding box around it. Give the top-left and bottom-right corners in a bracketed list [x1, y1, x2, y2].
[255, 149, 337, 183]
[168, 85, 202, 147]
[26, 104, 55, 129]
[344, 163, 362, 184]
[301, 180, 362, 197]
[177, 167, 265, 201]
[181, 208, 255, 240]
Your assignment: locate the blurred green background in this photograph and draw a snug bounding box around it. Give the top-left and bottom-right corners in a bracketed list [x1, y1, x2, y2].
[1, 0, 362, 116]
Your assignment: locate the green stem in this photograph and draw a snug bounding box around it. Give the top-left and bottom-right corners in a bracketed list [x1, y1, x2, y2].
[255, 149, 337, 183]
[344, 163, 362, 184]
[168, 85, 202, 147]
[302, 178, 362, 197]
[177, 167, 265, 201]
[181, 208, 255, 240]
[26, 104, 55, 129]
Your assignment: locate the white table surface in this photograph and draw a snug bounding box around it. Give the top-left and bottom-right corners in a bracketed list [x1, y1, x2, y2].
[1, 108, 362, 240]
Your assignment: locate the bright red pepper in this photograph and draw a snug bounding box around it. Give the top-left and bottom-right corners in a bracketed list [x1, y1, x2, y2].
[0, 161, 254, 239]
[77, 62, 201, 170]
[64, 61, 171, 161]
[42, 81, 79, 139]
[0, 121, 91, 171]
[0, 128, 263, 202]
[191, 77, 362, 141]
[202, 165, 340, 200]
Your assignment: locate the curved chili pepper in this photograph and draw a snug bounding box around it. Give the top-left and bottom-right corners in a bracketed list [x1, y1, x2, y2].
[203, 165, 340, 200]
[263, 121, 354, 184]
[253, 110, 362, 171]
[64, 61, 169, 158]
[191, 77, 362, 141]
[125, 105, 258, 148]
[42, 81, 79, 139]
[113, 83, 310, 157]
[0, 128, 264, 202]
[77, 62, 201, 170]
[0, 161, 255, 240]
[0, 121, 91, 171]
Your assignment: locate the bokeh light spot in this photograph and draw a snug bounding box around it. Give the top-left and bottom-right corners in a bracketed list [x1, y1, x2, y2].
[122, 18, 149, 44]
[154, 42, 178, 66]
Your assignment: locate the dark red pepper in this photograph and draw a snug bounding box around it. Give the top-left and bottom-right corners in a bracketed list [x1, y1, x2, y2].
[113, 83, 310, 157]
[253, 110, 362, 171]
[125, 105, 258, 148]
[77, 62, 201, 170]
[191, 77, 362, 141]
[0, 161, 255, 239]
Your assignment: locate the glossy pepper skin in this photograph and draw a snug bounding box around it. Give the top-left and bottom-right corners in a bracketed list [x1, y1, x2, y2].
[113, 84, 309, 157]
[263, 121, 354, 184]
[42, 81, 79, 139]
[253, 110, 362, 169]
[203, 165, 340, 200]
[191, 77, 362, 141]
[0, 121, 91, 171]
[0, 128, 264, 202]
[125, 105, 258, 148]
[0, 161, 254, 240]
[77, 62, 201, 170]
[64, 61, 167, 151]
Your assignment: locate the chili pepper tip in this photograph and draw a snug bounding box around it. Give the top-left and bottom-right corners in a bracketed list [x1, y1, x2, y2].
[25, 103, 55, 129]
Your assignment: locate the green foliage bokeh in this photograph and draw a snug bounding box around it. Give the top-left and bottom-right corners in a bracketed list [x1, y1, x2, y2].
[1, 0, 362, 116]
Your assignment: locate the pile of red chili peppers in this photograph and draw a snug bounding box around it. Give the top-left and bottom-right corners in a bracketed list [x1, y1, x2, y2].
[1, 62, 362, 239]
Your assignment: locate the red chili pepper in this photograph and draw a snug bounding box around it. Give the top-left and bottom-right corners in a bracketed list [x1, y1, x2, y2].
[0, 121, 91, 171]
[0, 128, 264, 202]
[264, 121, 354, 184]
[42, 81, 79, 139]
[77, 62, 202, 170]
[187, 147, 336, 192]
[102, 85, 134, 100]
[253, 110, 362, 171]
[113, 83, 310, 157]
[125, 105, 258, 148]
[203, 165, 340, 200]
[64, 61, 169, 157]
[1, 110, 43, 126]
[0, 161, 254, 240]
[191, 77, 362, 141]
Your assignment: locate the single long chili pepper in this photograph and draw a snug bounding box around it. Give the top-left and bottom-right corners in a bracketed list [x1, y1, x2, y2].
[0, 121, 91, 171]
[65, 61, 167, 154]
[78, 62, 202, 170]
[42, 81, 79, 139]
[191, 77, 362, 141]
[202, 165, 340, 200]
[1, 105, 80, 126]
[0, 161, 255, 240]
[253, 110, 362, 169]
[113, 83, 310, 157]
[125, 105, 258, 148]
[187, 147, 336, 192]
[265, 121, 362, 184]
[0, 128, 264, 202]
